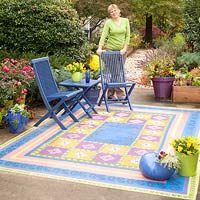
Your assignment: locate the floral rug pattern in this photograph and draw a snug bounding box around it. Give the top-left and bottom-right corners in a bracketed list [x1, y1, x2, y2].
[0, 105, 199, 200]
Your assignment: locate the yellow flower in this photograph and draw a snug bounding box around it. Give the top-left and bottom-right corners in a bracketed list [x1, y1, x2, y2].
[194, 145, 200, 150]
[66, 62, 85, 73]
[187, 142, 191, 148]
[171, 136, 200, 155]
[177, 146, 183, 152]
[170, 140, 176, 147]
[89, 55, 100, 72]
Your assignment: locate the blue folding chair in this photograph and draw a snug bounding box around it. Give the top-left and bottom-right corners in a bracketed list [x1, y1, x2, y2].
[31, 57, 92, 130]
[98, 51, 136, 112]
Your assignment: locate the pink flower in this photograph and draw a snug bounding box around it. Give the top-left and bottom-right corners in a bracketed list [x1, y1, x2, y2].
[27, 75, 33, 80]
[12, 69, 17, 74]
[4, 58, 10, 61]
[2, 65, 10, 73]
[2, 76, 8, 81]
[22, 65, 32, 72]
[15, 97, 22, 103]
[20, 70, 27, 75]
[16, 81, 22, 86]
[10, 58, 17, 64]
[21, 88, 28, 94]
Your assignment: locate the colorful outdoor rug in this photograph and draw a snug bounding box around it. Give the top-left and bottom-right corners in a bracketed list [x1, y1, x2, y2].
[0, 105, 199, 200]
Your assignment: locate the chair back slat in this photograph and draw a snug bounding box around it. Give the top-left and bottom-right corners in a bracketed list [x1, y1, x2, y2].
[100, 51, 125, 86]
[31, 57, 59, 101]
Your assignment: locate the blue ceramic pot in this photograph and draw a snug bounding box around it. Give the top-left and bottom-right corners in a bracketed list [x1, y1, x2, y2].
[5, 111, 28, 134]
[139, 152, 176, 181]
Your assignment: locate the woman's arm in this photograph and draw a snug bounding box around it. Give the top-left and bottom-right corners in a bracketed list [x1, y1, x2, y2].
[97, 20, 109, 55]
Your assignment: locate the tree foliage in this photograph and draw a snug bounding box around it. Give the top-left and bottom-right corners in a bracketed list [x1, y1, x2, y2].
[184, 0, 200, 52]
[131, 0, 184, 43]
[0, 0, 90, 62]
[73, 0, 132, 19]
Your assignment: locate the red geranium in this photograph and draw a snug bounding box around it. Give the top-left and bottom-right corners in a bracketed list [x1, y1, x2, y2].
[0, 58, 35, 106]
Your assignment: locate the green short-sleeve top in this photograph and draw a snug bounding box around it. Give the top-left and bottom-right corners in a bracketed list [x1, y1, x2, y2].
[99, 17, 130, 51]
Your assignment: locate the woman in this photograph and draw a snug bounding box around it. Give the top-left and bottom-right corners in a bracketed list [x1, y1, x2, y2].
[97, 4, 130, 99]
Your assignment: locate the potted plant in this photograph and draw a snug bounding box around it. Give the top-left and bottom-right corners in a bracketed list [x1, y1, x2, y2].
[156, 150, 180, 170]
[5, 104, 30, 134]
[173, 67, 200, 103]
[139, 150, 180, 181]
[143, 50, 176, 99]
[0, 58, 35, 106]
[66, 61, 85, 82]
[171, 136, 200, 176]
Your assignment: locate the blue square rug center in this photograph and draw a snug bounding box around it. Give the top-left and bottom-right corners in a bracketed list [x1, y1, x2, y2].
[0, 105, 199, 200]
[85, 122, 142, 145]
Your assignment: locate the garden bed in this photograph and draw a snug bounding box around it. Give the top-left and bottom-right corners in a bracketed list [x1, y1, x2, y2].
[172, 86, 200, 103]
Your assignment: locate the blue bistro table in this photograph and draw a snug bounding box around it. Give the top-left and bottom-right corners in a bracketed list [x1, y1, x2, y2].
[59, 79, 100, 114]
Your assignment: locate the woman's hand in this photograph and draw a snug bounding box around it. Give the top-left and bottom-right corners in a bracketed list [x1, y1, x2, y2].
[120, 48, 127, 55]
[96, 48, 106, 55]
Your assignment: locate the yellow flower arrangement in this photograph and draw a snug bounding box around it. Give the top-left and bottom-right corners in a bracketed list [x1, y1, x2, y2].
[66, 62, 85, 74]
[88, 55, 100, 72]
[171, 136, 200, 155]
[88, 55, 100, 80]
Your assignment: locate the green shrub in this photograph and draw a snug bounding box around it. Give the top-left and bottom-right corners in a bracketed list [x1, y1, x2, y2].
[155, 33, 186, 56]
[184, 0, 200, 51]
[176, 52, 200, 71]
[129, 31, 142, 50]
[172, 33, 186, 48]
[0, 0, 90, 63]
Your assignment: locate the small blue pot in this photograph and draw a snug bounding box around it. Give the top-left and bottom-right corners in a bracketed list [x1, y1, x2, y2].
[5, 111, 29, 134]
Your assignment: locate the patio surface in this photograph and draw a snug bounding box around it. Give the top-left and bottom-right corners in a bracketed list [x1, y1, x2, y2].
[0, 87, 199, 200]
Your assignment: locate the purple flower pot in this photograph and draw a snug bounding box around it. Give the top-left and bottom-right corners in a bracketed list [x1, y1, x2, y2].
[152, 77, 175, 99]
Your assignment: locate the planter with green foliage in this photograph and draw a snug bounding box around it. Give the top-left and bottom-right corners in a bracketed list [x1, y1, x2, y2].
[173, 67, 200, 103]
[5, 104, 30, 134]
